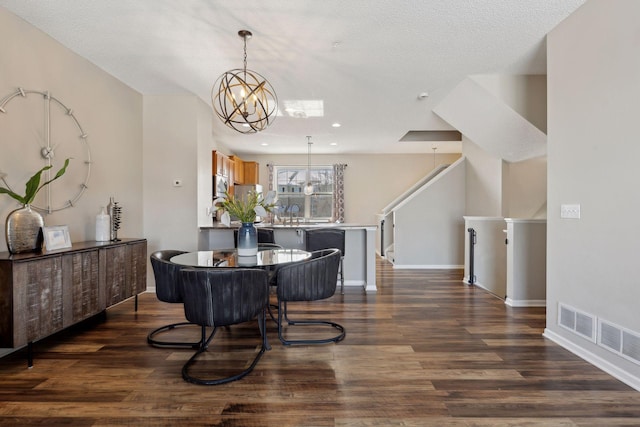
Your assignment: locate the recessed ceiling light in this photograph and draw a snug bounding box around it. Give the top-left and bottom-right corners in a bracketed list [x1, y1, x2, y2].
[261, 142, 268, 146]
[332, 122, 341, 128]
[330, 142, 338, 146]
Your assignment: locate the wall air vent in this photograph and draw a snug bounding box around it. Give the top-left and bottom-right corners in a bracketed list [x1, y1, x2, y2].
[598, 319, 640, 366]
[558, 303, 596, 343]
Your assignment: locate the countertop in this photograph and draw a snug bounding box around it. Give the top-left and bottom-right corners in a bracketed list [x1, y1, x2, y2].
[200, 222, 376, 230]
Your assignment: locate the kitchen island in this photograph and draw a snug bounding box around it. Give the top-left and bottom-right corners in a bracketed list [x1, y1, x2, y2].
[198, 223, 377, 292]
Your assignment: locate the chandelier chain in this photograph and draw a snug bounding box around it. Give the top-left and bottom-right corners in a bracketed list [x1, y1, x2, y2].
[243, 35, 248, 76]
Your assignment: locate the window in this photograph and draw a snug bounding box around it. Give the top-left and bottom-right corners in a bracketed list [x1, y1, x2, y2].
[273, 165, 334, 221]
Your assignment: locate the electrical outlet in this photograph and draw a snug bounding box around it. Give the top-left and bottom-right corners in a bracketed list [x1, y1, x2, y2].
[561, 204, 580, 219]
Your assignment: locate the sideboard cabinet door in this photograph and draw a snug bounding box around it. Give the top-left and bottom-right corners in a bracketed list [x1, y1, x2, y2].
[127, 240, 147, 297]
[102, 245, 127, 306]
[62, 249, 102, 327]
[101, 240, 147, 306]
[14, 257, 64, 348]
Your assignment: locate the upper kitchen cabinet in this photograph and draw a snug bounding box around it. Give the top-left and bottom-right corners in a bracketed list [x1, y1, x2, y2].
[212, 151, 231, 178]
[226, 155, 258, 185]
[230, 155, 245, 184]
[244, 161, 259, 184]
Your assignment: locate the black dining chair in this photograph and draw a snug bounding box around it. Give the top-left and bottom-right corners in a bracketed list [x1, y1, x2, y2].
[147, 250, 201, 349]
[304, 228, 346, 294]
[179, 267, 270, 385]
[275, 248, 345, 346]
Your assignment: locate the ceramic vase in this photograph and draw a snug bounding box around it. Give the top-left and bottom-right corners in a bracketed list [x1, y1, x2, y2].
[237, 222, 258, 256]
[5, 205, 44, 254]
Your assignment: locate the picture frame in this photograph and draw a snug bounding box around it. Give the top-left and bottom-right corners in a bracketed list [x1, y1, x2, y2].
[43, 225, 72, 251]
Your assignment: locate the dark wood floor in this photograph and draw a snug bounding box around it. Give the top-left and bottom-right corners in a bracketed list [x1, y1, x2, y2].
[1, 257, 639, 426]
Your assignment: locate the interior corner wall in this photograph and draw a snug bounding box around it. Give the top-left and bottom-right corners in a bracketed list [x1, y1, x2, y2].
[196, 99, 217, 228]
[143, 95, 201, 262]
[471, 74, 547, 133]
[547, 0, 640, 384]
[503, 156, 547, 219]
[462, 137, 503, 217]
[0, 7, 143, 253]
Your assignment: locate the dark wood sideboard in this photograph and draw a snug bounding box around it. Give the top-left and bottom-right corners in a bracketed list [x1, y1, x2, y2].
[0, 238, 147, 365]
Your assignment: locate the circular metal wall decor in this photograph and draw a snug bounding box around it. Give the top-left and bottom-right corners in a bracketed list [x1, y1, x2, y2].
[0, 87, 91, 213]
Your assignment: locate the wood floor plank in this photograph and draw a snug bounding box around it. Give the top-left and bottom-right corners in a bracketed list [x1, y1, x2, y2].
[0, 256, 639, 426]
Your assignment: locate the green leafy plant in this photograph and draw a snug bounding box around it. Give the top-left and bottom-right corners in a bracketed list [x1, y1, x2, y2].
[0, 158, 70, 205]
[214, 189, 276, 226]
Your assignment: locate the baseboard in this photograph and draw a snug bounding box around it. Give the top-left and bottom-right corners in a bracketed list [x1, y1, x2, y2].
[505, 298, 546, 307]
[543, 328, 640, 392]
[392, 264, 463, 269]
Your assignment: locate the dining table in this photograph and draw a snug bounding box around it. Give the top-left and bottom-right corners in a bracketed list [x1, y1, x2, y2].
[169, 248, 311, 268]
[170, 248, 312, 352]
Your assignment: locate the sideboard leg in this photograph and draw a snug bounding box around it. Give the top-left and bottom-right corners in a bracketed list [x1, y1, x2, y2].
[27, 341, 33, 368]
[135, 294, 138, 312]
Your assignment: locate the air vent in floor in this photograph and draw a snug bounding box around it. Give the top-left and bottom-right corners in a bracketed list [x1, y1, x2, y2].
[558, 303, 596, 343]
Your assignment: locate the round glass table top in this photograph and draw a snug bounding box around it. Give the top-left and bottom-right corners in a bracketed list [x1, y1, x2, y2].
[170, 248, 311, 268]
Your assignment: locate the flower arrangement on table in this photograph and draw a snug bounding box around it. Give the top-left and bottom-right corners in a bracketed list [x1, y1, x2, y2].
[213, 189, 277, 227]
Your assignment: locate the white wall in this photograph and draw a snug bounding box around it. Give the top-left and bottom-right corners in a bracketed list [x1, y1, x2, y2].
[463, 216, 507, 297]
[472, 74, 547, 133]
[504, 156, 547, 218]
[239, 152, 461, 225]
[143, 95, 199, 258]
[462, 138, 503, 216]
[393, 158, 466, 268]
[547, 0, 640, 386]
[0, 7, 143, 252]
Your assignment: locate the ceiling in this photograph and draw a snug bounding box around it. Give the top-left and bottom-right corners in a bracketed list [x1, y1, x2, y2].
[0, 0, 585, 155]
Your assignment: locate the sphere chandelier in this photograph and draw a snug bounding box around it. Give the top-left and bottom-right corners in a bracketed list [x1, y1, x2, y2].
[212, 30, 278, 134]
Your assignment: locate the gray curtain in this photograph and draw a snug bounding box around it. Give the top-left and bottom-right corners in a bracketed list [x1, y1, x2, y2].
[267, 163, 274, 192]
[333, 164, 347, 222]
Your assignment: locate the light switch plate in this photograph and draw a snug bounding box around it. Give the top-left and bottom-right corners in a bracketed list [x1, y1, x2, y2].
[561, 204, 580, 219]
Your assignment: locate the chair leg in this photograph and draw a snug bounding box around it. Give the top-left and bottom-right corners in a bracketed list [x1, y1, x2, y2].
[277, 300, 346, 346]
[182, 317, 269, 386]
[340, 258, 344, 294]
[147, 322, 203, 349]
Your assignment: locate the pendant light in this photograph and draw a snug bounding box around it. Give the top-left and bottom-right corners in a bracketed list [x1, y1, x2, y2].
[304, 136, 314, 196]
[212, 30, 278, 134]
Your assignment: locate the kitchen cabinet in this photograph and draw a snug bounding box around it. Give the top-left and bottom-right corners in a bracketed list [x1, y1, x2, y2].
[244, 161, 259, 184]
[213, 151, 230, 177]
[0, 238, 147, 361]
[230, 155, 245, 184]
